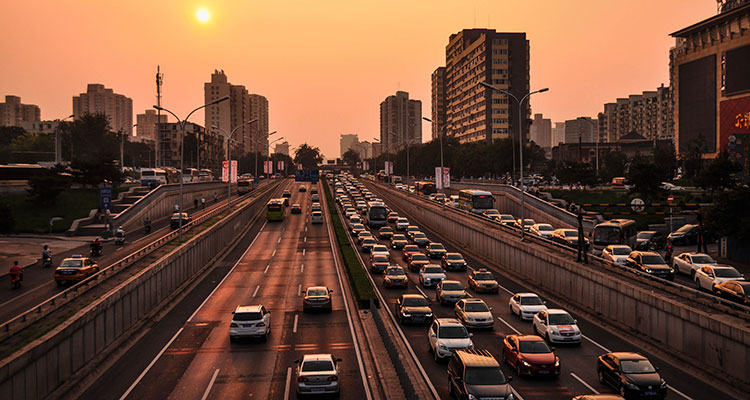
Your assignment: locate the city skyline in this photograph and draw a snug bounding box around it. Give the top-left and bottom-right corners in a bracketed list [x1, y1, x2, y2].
[0, 0, 716, 158]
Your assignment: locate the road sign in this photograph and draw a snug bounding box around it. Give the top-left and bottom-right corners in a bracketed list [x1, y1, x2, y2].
[630, 198, 645, 213]
[667, 194, 675, 203]
[99, 186, 112, 210]
[295, 169, 320, 183]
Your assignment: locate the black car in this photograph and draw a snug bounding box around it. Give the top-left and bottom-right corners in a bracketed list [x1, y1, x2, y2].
[441, 252, 467, 271]
[667, 224, 699, 246]
[378, 226, 394, 240]
[298, 186, 306, 192]
[395, 294, 433, 325]
[625, 251, 674, 281]
[635, 231, 666, 251]
[290, 204, 302, 214]
[391, 234, 408, 249]
[597, 352, 666, 399]
[412, 232, 430, 247]
[282, 190, 291, 198]
[170, 212, 191, 229]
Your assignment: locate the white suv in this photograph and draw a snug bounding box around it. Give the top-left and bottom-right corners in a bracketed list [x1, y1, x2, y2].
[428, 318, 474, 361]
[229, 304, 271, 341]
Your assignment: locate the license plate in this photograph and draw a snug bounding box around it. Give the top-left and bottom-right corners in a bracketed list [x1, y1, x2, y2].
[414, 316, 424, 321]
[313, 305, 322, 308]
[538, 370, 549, 374]
[243, 324, 253, 328]
[311, 388, 325, 393]
[645, 391, 657, 396]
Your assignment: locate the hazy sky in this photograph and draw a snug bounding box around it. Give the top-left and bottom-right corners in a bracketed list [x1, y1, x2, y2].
[0, 0, 716, 158]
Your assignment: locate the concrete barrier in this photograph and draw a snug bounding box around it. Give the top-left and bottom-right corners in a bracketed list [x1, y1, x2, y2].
[0, 182, 280, 400]
[372, 182, 750, 392]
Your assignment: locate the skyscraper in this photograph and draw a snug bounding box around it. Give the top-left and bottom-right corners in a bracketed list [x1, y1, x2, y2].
[340, 134, 359, 158]
[430, 67, 447, 140]
[136, 109, 167, 143]
[72, 84, 133, 133]
[248, 94, 269, 154]
[530, 113, 552, 149]
[379, 91, 422, 153]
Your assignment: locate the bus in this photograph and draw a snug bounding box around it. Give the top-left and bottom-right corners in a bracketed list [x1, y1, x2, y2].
[183, 168, 200, 183]
[237, 179, 252, 195]
[163, 167, 180, 184]
[365, 201, 388, 228]
[458, 189, 495, 214]
[0, 164, 47, 186]
[140, 168, 168, 187]
[266, 198, 285, 221]
[199, 169, 214, 182]
[590, 219, 637, 255]
[414, 181, 436, 196]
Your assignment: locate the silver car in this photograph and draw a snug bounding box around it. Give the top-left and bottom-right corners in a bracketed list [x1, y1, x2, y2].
[294, 353, 341, 396]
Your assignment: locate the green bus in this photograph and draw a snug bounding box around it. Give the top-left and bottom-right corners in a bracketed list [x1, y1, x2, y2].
[266, 198, 285, 221]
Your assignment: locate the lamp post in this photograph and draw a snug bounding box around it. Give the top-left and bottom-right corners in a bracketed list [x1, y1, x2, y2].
[251, 131, 277, 181]
[422, 117, 449, 192]
[388, 131, 416, 183]
[479, 81, 549, 241]
[54, 115, 74, 164]
[577, 117, 599, 177]
[267, 136, 285, 177]
[371, 137, 380, 175]
[154, 95, 229, 241]
[212, 118, 257, 211]
[120, 123, 137, 171]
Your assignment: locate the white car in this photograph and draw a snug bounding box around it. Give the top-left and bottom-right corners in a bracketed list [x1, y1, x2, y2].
[454, 298, 494, 329]
[532, 309, 582, 345]
[371, 245, 390, 258]
[529, 223, 554, 239]
[344, 208, 356, 218]
[395, 217, 410, 231]
[419, 265, 447, 287]
[602, 245, 632, 265]
[311, 202, 321, 212]
[294, 353, 341, 396]
[435, 280, 468, 305]
[694, 265, 744, 292]
[348, 215, 362, 225]
[428, 318, 474, 361]
[660, 182, 685, 191]
[229, 304, 271, 341]
[509, 293, 547, 320]
[311, 211, 324, 224]
[673, 252, 717, 278]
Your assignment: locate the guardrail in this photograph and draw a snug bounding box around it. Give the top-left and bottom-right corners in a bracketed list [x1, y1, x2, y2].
[0, 182, 279, 342]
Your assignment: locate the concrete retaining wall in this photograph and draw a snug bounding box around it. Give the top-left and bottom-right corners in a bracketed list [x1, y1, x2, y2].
[375, 183, 750, 390]
[0, 183, 278, 400]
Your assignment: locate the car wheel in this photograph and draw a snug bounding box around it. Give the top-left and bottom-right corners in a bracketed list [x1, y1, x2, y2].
[434, 348, 440, 362]
[597, 368, 605, 384]
[690, 269, 695, 279]
[545, 333, 551, 343]
[695, 279, 702, 290]
[619, 384, 627, 397]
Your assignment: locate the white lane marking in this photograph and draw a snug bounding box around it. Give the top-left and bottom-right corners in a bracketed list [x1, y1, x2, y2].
[305, 226, 308, 232]
[298, 284, 302, 295]
[118, 328, 184, 400]
[272, 249, 277, 257]
[283, 367, 292, 400]
[668, 385, 695, 400]
[304, 236, 307, 243]
[200, 368, 220, 400]
[415, 284, 428, 298]
[302, 248, 306, 256]
[0, 280, 55, 309]
[120, 219, 269, 399]
[494, 281, 515, 296]
[252, 285, 260, 298]
[496, 316, 521, 335]
[300, 264, 304, 273]
[582, 334, 611, 353]
[292, 314, 299, 333]
[570, 372, 599, 394]
[264, 264, 270, 274]
[277, 237, 281, 244]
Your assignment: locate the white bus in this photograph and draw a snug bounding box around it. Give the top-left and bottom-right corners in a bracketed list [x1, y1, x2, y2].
[140, 168, 167, 187]
[365, 201, 388, 228]
[199, 169, 214, 182]
[591, 219, 637, 255]
[458, 189, 495, 214]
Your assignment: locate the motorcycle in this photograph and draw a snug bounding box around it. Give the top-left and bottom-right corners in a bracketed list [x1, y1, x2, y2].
[42, 255, 52, 268]
[10, 274, 22, 289]
[90, 243, 103, 257]
[144, 223, 151, 234]
[115, 230, 125, 246]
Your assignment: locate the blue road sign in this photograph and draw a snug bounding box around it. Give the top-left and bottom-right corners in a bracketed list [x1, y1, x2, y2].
[100, 186, 112, 210]
[295, 170, 320, 183]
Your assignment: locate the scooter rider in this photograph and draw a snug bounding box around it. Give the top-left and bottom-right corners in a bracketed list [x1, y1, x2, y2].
[144, 215, 151, 233]
[10, 261, 23, 282]
[115, 226, 125, 245]
[42, 245, 52, 267]
[91, 237, 103, 256]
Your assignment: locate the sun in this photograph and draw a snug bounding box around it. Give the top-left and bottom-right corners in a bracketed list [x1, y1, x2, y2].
[196, 9, 210, 23]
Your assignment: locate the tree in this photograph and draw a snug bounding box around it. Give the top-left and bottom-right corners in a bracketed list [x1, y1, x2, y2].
[653, 144, 677, 182]
[0, 200, 14, 234]
[682, 135, 706, 180]
[294, 143, 323, 169]
[600, 150, 628, 181]
[627, 154, 661, 200]
[59, 113, 123, 186]
[342, 149, 361, 168]
[556, 161, 596, 187]
[695, 151, 742, 193]
[704, 186, 750, 242]
[26, 164, 72, 206]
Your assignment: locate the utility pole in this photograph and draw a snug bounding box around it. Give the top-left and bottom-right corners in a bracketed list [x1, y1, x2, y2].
[155, 65, 163, 167]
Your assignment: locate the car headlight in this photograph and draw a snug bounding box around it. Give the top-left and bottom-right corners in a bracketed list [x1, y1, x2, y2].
[468, 343, 474, 349]
[645, 267, 653, 273]
[507, 395, 515, 400]
[521, 360, 531, 367]
[660, 380, 667, 388]
[625, 382, 639, 390]
[468, 395, 478, 400]
[551, 327, 559, 334]
[425, 313, 433, 317]
[554, 359, 560, 367]
[401, 313, 411, 317]
[669, 268, 675, 273]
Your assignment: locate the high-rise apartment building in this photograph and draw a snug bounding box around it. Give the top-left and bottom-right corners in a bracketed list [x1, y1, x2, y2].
[0, 95, 40, 127]
[552, 122, 566, 147]
[73, 84, 133, 133]
[379, 91, 422, 153]
[564, 118, 598, 144]
[430, 67, 447, 140]
[432, 29, 530, 144]
[597, 84, 673, 143]
[157, 121, 223, 173]
[530, 113, 552, 149]
[248, 94, 269, 154]
[340, 134, 359, 158]
[274, 141, 290, 156]
[136, 109, 168, 143]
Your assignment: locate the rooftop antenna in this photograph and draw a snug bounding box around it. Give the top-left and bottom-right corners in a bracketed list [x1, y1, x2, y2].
[155, 65, 163, 167]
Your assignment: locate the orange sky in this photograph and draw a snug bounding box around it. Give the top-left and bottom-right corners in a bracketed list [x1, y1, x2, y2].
[0, 0, 716, 159]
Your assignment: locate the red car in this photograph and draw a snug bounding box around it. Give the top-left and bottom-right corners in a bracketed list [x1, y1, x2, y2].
[370, 254, 390, 273]
[502, 335, 560, 377]
[401, 245, 421, 261]
[407, 253, 431, 272]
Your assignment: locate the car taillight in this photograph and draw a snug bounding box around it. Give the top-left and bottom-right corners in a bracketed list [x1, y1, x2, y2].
[327, 375, 338, 381]
[230, 323, 238, 327]
[256, 322, 266, 327]
[298, 377, 308, 382]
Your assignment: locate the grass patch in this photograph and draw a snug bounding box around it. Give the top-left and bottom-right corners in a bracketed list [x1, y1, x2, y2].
[5, 187, 128, 233]
[322, 180, 376, 306]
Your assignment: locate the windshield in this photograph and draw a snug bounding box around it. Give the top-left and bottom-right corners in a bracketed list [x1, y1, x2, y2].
[446, 254, 463, 260]
[424, 266, 443, 273]
[738, 283, 750, 293]
[233, 312, 262, 321]
[363, 238, 376, 244]
[594, 226, 621, 245]
[397, 218, 408, 223]
[484, 209, 499, 215]
[637, 232, 654, 239]
[473, 196, 494, 210]
[465, 302, 489, 312]
[392, 235, 406, 241]
[691, 255, 715, 264]
[368, 206, 387, 220]
[612, 247, 631, 255]
[548, 313, 575, 325]
[519, 296, 543, 305]
[523, 219, 535, 226]
[464, 367, 507, 385]
[438, 326, 469, 339]
[307, 289, 328, 296]
[538, 225, 553, 231]
[301, 360, 334, 372]
[500, 215, 514, 221]
[380, 227, 393, 233]
[61, 259, 83, 268]
[641, 255, 666, 264]
[414, 233, 427, 239]
[403, 297, 428, 307]
[620, 359, 657, 374]
[714, 268, 742, 278]
[518, 341, 551, 353]
[676, 224, 695, 233]
[411, 254, 429, 261]
[403, 246, 419, 252]
[563, 230, 577, 237]
[386, 268, 404, 275]
[373, 256, 389, 263]
[442, 282, 463, 291]
[430, 244, 445, 250]
[474, 273, 494, 281]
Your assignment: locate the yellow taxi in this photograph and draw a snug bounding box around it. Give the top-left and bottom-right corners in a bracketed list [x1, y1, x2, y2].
[55, 255, 100, 286]
[468, 268, 499, 293]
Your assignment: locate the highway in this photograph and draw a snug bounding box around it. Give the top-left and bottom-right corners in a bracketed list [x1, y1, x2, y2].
[82, 180, 368, 399]
[348, 178, 735, 400]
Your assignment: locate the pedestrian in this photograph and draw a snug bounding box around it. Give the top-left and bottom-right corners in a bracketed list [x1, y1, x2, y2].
[174, 203, 180, 212]
[201, 197, 206, 209]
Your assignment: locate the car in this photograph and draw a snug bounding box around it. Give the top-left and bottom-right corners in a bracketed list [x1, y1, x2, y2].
[672, 252, 716, 277]
[371, 244, 390, 258]
[428, 318, 474, 361]
[311, 202, 321, 212]
[290, 203, 302, 214]
[419, 265, 447, 287]
[348, 215, 362, 225]
[514, 218, 536, 231]
[426, 242, 447, 259]
[597, 352, 667, 399]
[344, 208, 356, 218]
[170, 212, 192, 229]
[502, 334, 560, 377]
[405, 225, 421, 239]
[311, 211, 323, 224]
[454, 298, 494, 329]
[572, 395, 625, 400]
[229, 304, 271, 342]
[441, 252, 467, 271]
[509, 293, 547, 320]
[390, 234, 408, 249]
[667, 224, 699, 246]
[361, 237, 377, 252]
[532, 309, 582, 345]
[436, 280, 468, 305]
[395, 294, 433, 324]
[660, 181, 685, 191]
[350, 223, 366, 235]
[529, 223, 555, 239]
[407, 253, 431, 272]
[282, 190, 291, 198]
[401, 244, 421, 261]
[467, 268, 499, 293]
[356, 230, 373, 244]
[378, 226, 394, 240]
[302, 286, 333, 312]
[54, 255, 100, 285]
[395, 217, 410, 230]
[625, 251, 675, 280]
[447, 349, 513, 400]
[370, 254, 390, 273]
[298, 186, 307, 192]
[411, 232, 431, 247]
[294, 353, 341, 396]
[482, 209, 501, 220]
[383, 266, 408, 288]
[311, 194, 320, 202]
[550, 228, 588, 249]
[713, 280, 750, 305]
[498, 214, 516, 226]
[602, 245, 632, 265]
[635, 231, 667, 251]
[694, 264, 744, 292]
[387, 212, 400, 223]
[310, 187, 318, 194]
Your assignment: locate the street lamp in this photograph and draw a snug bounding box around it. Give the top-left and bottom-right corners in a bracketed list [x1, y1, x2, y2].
[371, 137, 380, 174]
[120, 123, 137, 171]
[268, 136, 285, 177]
[251, 131, 277, 180]
[577, 117, 599, 177]
[479, 81, 549, 241]
[154, 95, 229, 241]
[422, 117, 449, 192]
[55, 115, 74, 164]
[212, 118, 258, 211]
[388, 131, 417, 182]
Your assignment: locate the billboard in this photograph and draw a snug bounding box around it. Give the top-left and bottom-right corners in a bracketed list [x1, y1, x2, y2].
[263, 160, 271, 174]
[725, 44, 750, 96]
[222, 160, 238, 183]
[277, 160, 284, 171]
[384, 161, 393, 175]
[435, 167, 451, 189]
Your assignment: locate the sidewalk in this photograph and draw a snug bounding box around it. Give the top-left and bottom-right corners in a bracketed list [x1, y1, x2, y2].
[0, 235, 93, 276]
